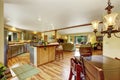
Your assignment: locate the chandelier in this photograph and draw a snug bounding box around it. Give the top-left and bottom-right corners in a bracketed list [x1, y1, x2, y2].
[91, 0, 120, 38]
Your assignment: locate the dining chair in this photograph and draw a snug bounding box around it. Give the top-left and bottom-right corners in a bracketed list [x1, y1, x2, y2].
[69, 58, 83, 80]
[83, 58, 104, 80]
[79, 46, 92, 57]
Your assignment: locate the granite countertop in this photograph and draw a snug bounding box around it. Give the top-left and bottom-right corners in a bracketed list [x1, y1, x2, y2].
[33, 43, 59, 47]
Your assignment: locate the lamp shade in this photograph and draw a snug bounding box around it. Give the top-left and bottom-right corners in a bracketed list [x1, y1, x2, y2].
[91, 20, 100, 30]
[103, 22, 108, 31]
[104, 13, 118, 28]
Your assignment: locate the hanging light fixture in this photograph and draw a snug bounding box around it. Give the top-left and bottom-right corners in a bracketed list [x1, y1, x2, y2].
[92, 0, 120, 38]
[91, 20, 100, 34]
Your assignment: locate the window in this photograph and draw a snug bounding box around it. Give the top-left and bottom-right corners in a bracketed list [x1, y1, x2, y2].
[75, 36, 87, 44]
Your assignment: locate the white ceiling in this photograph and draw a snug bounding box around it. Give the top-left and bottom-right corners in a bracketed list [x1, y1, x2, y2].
[4, 0, 120, 34]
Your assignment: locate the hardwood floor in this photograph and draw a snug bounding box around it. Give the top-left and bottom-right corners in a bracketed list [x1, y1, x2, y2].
[7, 49, 102, 80]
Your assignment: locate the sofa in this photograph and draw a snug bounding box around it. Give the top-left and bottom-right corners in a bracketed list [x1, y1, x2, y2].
[62, 43, 75, 51]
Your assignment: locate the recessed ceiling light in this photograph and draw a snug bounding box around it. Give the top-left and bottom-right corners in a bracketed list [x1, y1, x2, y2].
[7, 18, 10, 21]
[38, 16, 41, 21]
[38, 18, 41, 21]
[51, 24, 54, 29]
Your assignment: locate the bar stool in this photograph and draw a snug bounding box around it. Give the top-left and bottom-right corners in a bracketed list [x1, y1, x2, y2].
[55, 45, 63, 60]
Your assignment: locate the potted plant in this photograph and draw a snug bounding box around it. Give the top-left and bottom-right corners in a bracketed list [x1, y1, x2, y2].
[0, 66, 6, 80]
[41, 40, 48, 50]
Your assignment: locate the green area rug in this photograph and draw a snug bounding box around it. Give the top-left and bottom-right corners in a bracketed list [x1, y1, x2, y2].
[12, 64, 40, 80]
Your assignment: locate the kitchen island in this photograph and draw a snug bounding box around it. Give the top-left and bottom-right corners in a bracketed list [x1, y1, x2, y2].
[32, 43, 59, 66]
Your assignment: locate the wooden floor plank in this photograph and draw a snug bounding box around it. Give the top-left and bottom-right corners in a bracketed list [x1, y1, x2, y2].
[8, 50, 102, 80]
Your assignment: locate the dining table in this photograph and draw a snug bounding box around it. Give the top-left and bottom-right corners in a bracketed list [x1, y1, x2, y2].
[75, 55, 120, 80]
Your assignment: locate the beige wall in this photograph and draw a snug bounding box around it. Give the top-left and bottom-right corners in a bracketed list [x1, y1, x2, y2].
[56, 32, 62, 39]
[0, 0, 4, 64]
[103, 35, 120, 58]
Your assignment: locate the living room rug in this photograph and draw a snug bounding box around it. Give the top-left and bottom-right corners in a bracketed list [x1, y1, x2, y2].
[12, 64, 40, 80]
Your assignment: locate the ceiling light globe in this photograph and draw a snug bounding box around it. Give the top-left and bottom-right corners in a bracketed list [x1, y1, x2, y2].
[91, 20, 100, 30]
[104, 13, 118, 27]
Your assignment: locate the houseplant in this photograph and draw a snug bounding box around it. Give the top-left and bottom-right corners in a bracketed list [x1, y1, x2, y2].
[0, 65, 6, 80]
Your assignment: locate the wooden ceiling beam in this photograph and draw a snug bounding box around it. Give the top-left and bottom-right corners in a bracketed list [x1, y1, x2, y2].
[42, 22, 103, 33]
